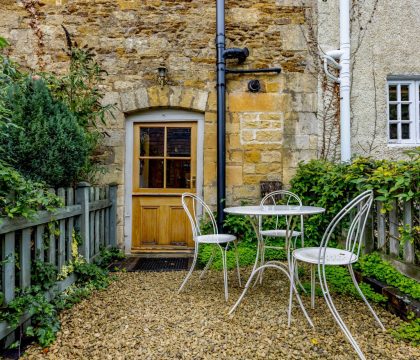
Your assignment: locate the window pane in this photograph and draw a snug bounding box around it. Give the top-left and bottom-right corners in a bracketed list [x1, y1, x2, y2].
[401, 123, 410, 139]
[389, 124, 398, 139]
[140, 159, 164, 188]
[401, 85, 410, 101]
[167, 128, 191, 157]
[389, 104, 398, 120]
[401, 104, 410, 120]
[388, 85, 397, 101]
[140, 128, 164, 156]
[166, 160, 191, 188]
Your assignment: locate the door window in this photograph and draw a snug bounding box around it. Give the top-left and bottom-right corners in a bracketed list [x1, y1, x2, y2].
[134, 123, 196, 192]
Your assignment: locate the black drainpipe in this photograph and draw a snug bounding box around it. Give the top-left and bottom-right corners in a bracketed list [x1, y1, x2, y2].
[215, 0, 281, 231]
[216, 0, 226, 231]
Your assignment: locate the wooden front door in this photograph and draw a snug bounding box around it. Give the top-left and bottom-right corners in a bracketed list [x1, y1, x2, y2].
[132, 122, 197, 251]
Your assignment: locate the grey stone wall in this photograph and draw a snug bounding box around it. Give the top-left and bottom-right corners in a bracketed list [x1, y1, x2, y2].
[318, 0, 420, 160]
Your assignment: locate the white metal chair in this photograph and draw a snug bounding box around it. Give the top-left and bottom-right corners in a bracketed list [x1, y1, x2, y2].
[257, 190, 304, 285]
[290, 190, 385, 360]
[178, 193, 241, 301]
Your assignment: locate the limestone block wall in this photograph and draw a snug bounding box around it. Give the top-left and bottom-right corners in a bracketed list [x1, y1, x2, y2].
[318, 0, 420, 160]
[0, 0, 318, 245]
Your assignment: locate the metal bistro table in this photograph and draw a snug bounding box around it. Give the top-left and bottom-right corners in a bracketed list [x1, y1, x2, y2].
[224, 205, 325, 327]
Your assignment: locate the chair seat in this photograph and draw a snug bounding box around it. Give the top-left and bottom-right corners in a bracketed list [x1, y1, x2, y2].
[260, 229, 302, 238]
[293, 247, 358, 265]
[195, 234, 236, 244]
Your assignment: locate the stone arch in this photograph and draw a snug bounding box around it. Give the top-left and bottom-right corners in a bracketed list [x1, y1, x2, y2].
[118, 85, 210, 114]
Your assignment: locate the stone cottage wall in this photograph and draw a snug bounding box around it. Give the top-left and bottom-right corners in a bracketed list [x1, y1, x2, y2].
[318, 0, 420, 160]
[0, 0, 318, 247]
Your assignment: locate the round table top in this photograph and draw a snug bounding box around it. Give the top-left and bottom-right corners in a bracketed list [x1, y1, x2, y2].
[224, 205, 325, 216]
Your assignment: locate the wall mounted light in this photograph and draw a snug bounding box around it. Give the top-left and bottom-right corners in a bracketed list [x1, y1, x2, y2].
[157, 66, 168, 87]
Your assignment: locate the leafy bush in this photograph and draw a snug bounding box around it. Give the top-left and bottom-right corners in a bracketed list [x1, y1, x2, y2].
[0, 161, 62, 220]
[0, 79, 92, 187]
[94, 246, 126, 268]
[290, 153, 420, 247]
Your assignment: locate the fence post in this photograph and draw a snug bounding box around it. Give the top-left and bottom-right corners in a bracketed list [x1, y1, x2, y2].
[2, 233, 15, 304]
[109, 183, 118, 247]
[403, 201, 415, 263]
[376, 201, 386, 252]
[389, 200, 400, 257]
[76, 182, 91, 262]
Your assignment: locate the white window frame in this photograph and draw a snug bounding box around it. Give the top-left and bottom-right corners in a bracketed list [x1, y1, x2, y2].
[387, 80, 420, 145]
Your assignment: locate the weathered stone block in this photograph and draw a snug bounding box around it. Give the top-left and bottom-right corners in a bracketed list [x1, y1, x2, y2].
[192, 90, 208, 112]
[120, 91, 137, 113]
[227, 166, 243, 186]
[135, 87, 149, 109]
[229, 93, 285, 112]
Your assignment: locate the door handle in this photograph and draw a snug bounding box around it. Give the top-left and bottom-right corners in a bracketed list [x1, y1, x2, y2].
[191, 176, 196, 188]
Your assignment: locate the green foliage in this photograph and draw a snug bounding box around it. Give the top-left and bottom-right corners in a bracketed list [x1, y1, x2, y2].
[94, 246, 125, 268]
[0, 79, 92, 187]
[31, 259, 58, 291]
[0, 251, 115, 349]
[43, 28, 115, 183]
[289, 154, 420, 249]
[356, 253, 420, 300]
[392, 313, 420, 347]
[0, 286, 60, 348]
[45, 27, 114, 129]
[323, 266, 386, 303]
[73, 261, 112, 290]
[0, 161, 62, 220]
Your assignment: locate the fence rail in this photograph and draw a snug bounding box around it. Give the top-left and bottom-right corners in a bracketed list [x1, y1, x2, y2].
[364, 199, 420, 280]
[0, 182, 118, 345]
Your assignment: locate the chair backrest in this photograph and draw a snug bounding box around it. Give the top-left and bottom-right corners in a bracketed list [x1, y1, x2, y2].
[319, 190, 374, 261]
[181, 193, 218, 239]
[259, 190, 304, 234]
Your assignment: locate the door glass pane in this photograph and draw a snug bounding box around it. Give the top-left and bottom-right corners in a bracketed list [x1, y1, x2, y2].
[389, 104, 398, 120]
[389, 124, 398, 139]
[140, 159, 164, 188]
[401, 104, 410, 120]
[401, 123, 410, 139]
[388, 85, 397, 101]
[400, 85, 410, 101]
[166, 160, 191, 188]
[140, 128, 164, 156]
[167, 128, 191, 157]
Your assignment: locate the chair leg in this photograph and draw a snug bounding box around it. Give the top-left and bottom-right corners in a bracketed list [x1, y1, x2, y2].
[234, 240, 242, 287]
[200, 247, 216, 280]
[221, 247, 229, 302]
[287, 257, 295, 327]
[259, 241, 266, 285]
[253, 240, 264, 287]
[178, 243, 199, 294]
[318, 264, 366, 360]
[294, 261, 307, 293]
[348, 265, 385, 331]
[311, 264, 316, 309]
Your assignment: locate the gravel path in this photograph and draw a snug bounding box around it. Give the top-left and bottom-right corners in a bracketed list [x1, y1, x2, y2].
[22, 269, 420, 359]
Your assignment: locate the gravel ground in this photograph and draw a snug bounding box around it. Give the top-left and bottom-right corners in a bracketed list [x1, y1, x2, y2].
[22, 269, 420, 360]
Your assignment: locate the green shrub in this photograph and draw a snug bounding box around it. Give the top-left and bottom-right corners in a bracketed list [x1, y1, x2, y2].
[0, 79, 92, 187]
[0, 161, 62, 220]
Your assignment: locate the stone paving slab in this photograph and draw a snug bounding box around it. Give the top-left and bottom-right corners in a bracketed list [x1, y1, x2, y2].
[22, 269, 420, 359]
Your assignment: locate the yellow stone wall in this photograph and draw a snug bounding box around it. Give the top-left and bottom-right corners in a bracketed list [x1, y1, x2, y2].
[0, 0, 319, 242]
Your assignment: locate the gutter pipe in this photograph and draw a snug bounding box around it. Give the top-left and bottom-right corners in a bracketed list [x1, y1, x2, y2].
[215, 0, 281, 230]
[216, 0, 226, 230]
[323, 0, 351, 162]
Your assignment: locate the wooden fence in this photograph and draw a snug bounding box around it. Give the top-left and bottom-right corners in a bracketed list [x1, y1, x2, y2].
[0, 182, 118, 345]
[364, 199, 420, 280]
